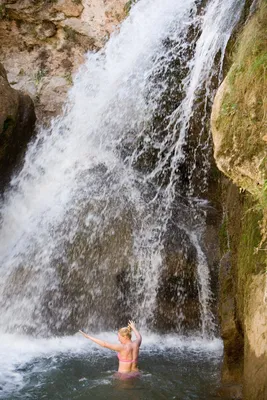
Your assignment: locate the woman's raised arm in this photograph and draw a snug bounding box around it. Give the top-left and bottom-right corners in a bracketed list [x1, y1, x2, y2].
[79, 330, 122, 351]
[128, 320, 142, 345]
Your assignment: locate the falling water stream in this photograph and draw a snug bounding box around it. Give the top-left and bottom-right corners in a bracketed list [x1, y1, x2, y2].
[0, 0, 245, 398]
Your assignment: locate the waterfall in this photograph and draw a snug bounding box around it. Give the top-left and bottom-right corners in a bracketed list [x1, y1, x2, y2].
[0, 0, 245, 337]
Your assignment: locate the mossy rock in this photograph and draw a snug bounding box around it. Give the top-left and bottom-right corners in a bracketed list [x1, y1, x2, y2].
[211, 0, 267, 197]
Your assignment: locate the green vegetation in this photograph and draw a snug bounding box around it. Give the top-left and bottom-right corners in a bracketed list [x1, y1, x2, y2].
[2, 117, 14, 134]
[216, 1, 267, 163]
[216, 6, 267, 386]
[18, 68, 25, 76]
[124, 0, 137, 15]
[215, 1, 267, 247]
[260, 179, 267, 209]
[0, 5, 5, 20]
[236, 195, 266, 319]
[72, 0, 82, 4]
[254, 178, 267, 249]
[251, 52, 267, 73]
[223, 190, 266, 325]
[239, 199, 265, 274]
[220, 99, 238, 117]
[63, 26, 77, 41]
[64, 72, 73, 85]
[34, 69, 47, 86]
[219, 214, 229, 255]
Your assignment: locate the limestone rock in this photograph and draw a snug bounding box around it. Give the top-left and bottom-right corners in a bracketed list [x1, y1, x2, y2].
[217, 179, 267, 399]
[211, 7, 267, 396]
[38, 76, 69, 116]
[54, 0, 84, 18]
[36, 20, 57, 40]
[0, 0, 128, 123]
[211, 77, 265, 195]
[60, 17, 93, 38]
[211, 0, 267, 200]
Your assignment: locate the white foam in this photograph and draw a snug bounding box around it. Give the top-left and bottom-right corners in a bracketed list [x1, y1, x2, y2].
[0, 331, 222, 397]
[141, 332, 223, 353]
[0, 333, 93, 396]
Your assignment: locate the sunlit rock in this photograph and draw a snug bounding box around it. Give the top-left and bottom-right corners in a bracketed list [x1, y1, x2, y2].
[0, 0, 128, 123]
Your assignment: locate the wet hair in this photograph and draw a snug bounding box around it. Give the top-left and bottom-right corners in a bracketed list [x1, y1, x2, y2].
[118, 326, 132, 339]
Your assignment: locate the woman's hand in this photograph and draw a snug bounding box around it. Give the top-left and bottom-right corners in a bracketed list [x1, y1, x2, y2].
[79, 330, 88, 338]
[128, 320, 136, 330]
[128, 320, 142, 345]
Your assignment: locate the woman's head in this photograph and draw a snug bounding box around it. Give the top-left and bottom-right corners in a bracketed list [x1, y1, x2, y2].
[118, 326, 132, 343]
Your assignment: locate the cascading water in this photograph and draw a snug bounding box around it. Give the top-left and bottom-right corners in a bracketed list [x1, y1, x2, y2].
[0, 0, 245, 341]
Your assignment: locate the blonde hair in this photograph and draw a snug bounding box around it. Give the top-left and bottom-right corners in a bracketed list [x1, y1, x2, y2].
[118, 326, 132, 339]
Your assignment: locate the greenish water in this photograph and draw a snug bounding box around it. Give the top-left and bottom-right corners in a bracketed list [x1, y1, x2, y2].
[0, 334, 231, 400]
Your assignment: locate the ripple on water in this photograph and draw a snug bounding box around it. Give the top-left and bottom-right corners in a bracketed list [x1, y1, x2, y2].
[0, 333, 225, 400]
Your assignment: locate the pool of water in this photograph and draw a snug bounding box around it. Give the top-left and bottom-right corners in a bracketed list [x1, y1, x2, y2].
[0, 333, 230, 400]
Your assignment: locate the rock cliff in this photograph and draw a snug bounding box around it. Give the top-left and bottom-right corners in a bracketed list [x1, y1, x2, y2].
[0, 0, 128, 123]
[211, 1, 267, 399]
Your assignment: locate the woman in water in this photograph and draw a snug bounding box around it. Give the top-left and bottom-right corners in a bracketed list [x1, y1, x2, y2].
[79, 320, 142, 376]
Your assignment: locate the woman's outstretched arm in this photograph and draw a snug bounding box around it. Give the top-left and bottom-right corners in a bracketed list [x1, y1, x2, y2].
[79, 330, 122, 351]
[128, 320, 142, 345]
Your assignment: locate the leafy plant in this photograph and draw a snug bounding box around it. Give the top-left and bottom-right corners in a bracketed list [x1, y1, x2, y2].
[250, 53, 267, 73]
[221, 100, 238, 116]
[124, 0, 137, 15]
[63, 26, 76, 41]
[18, 68, 25, 76]
[0, 5, 6, 20]
[34, 69, 47, 86]
[64, 72, 73, 85]
[3, 117, 14, 134]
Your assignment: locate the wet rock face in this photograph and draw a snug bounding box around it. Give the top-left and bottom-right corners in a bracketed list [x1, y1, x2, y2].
[156, 228, 201, 333]
[244, 275, 267, 400]
[219, 252, 244, 384]
[216, 177, 267, 399]
[0, 63, 36, 185]
[0, 0, 128, 123]
[211, 2, 267, 398]
[154, 200, 222, 335]
[155, 214, 200, 333]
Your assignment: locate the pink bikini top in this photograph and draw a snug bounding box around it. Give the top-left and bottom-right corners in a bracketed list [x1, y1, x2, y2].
[117, 353, 138, 363]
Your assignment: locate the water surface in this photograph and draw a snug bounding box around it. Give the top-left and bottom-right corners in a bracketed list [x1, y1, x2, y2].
[0, 333, 230, 400]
